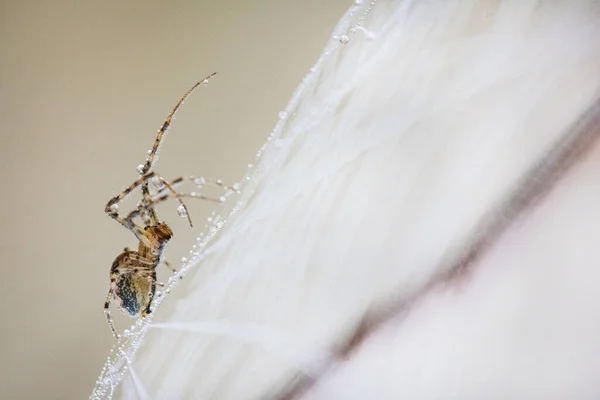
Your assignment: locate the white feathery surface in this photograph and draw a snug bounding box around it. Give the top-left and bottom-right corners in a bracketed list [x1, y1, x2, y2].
[99, 0, 600, 398]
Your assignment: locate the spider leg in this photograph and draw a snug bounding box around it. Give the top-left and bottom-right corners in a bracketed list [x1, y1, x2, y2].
[162, 260, 183, 280]
[104, 288, 119, 339]
[138, 73, 218, 225]
[140, 181, 158, 226]
[106, 172, 193, 236]
[140, 73, 218, 176]
[153, 175, 238, 195]
[125, 190, 224, 223]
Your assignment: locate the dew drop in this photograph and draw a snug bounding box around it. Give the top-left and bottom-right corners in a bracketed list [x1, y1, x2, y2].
[339, 35, 349, 44]
[202, 79, 209, 84]
[136, 164, 144, 175]
[278, 111, 288, 119]
[176, 205, 187, 217]
[207, 217, 213, 222]
[181, 257, 188, 264]
[219, 196, 226, 203]
[233, 183, 240, 190]
[110, 203, 119, 213]
[151, 176, 163, 189]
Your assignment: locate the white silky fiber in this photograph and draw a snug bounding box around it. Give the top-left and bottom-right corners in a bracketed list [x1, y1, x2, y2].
[100, 0, 600, 398]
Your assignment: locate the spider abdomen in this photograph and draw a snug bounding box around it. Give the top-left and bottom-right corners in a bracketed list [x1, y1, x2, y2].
[110, 251, 157, 318]
[113, 273, 154, 317]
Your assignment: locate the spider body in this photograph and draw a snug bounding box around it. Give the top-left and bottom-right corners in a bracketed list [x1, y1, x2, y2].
[109, 223, 173, 319]
[103, 73, 235, 339]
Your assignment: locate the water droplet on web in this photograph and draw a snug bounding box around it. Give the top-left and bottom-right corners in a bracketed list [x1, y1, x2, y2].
[339, 35, 349, 44]
[219, 196, 226, 203]
[176, 205, 187, 217]
[233, 183, 240, 190]
[136, 164, 144, 175]
[110, 204, 119, 213]
[181, 257, 188, 264]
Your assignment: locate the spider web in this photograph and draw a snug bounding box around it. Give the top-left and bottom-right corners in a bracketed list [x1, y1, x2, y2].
[89, 2, 378, 398]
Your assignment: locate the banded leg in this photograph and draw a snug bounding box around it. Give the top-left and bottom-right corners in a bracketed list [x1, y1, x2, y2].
[125, 191, 224, 222]
[105, 171, 193, 229]
[136, 73, 217, 226]
[163, 175, 237, 192]
[104, 289, 119, 339]
[150, 176, 239, 199]
[140, 73, 218, 175]
[162, 260, 183, 280]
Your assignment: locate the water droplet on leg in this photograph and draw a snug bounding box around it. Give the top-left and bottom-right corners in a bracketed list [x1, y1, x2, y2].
[176, 205, 187, 217]
[151, 176, 163, 190]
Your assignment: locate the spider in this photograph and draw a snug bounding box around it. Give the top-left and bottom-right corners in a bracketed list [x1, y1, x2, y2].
[103, 73, 233, 339]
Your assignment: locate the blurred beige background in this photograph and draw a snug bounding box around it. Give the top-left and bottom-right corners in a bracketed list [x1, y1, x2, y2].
[0, 1, 349, 398]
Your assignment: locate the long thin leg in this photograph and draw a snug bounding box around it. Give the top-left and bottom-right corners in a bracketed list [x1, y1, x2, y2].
[162, 260, 183, 280]
[150, 176, 239, 210]
[163, 260, 177, 273]
[137, 73, 217, 225]
[106, 172, 193, 230]
[105, 208, 146, 243]
[140, 73, 218, 176]
[125, 191, 224, 222]
[153, 176, 238, 193]
[104, 289, 119, 339]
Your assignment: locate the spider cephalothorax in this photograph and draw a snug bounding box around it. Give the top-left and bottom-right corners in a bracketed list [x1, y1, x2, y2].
[103, 74, 236, 339]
